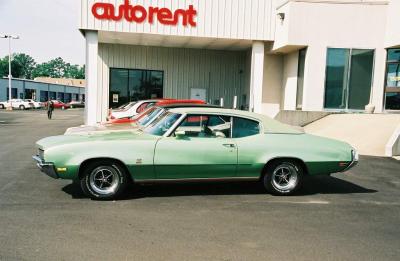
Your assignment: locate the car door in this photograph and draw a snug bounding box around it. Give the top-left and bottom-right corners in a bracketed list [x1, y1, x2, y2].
[154, 114, 237, 179]
[231, 116, 263, 178]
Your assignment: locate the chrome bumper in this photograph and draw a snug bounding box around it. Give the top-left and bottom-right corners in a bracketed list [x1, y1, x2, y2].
[32, 155, 58, 179]
[343, 149, 359, 172]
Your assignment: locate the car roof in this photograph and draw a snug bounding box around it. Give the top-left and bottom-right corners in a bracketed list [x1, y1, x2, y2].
[167, 107, 302, 134]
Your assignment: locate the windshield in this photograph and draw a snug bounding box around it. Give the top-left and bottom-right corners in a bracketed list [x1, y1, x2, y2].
[137, 107, 164, 126]
[122, 102, 137, 111]
[144, 111, 181, 136]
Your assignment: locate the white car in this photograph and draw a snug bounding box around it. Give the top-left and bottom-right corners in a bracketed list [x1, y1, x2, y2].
[24, 99, 43, 109]
[109, 99, 160, 120]
[0, 99, 33, 110]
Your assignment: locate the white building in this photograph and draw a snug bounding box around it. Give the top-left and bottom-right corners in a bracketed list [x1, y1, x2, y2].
[79, 0, 400, 125]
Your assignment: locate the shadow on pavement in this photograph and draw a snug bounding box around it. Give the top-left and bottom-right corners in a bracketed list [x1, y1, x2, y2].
[62, 175, 377, 200]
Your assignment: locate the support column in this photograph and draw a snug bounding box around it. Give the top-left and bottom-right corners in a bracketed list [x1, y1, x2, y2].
[84, 31, 99, 125]
[249, 41, 265, 113]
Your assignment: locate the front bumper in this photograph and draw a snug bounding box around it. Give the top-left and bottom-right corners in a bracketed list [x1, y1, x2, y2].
[32, 155, 58, 179]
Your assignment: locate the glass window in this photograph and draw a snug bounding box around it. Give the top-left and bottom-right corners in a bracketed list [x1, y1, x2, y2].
[387, 49, 400, 62]
[175, 115, 231, 138]
[144, 112, 181, 136]
[57, 92, 65, 102]
[49, 91, 56, 100]
[110, 69, 129, 108]
[109, 68, 164, 109]
[386, 63, 400, 87]
[296, 48, 306, 109]
[40, 91, 48, 102]
[324, 48, 350, 109]
[347, 49, 374, 110]
[324, 48, 374, 110]
[136, 107, 164, 126]
[385, 48, 400, 110]
[232, 117, 260, 138]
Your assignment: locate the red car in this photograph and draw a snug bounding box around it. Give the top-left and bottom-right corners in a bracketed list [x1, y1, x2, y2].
[44, 100, 71, 110]
[109, 99, 206, 124]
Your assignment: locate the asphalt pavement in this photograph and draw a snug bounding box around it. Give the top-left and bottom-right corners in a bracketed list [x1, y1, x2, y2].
[0, 109, 399, 261]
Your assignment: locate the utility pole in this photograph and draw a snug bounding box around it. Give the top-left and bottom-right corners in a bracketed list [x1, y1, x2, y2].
[1, 34, 20, 110]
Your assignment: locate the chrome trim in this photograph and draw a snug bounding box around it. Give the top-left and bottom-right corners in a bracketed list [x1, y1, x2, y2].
[342, 149, 359, 172]
[135, 177, 259, 184]
[163, 113, 187, 137]
[32, 155, 58, 179]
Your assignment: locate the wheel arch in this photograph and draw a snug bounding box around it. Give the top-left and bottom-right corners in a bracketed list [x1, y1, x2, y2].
[261, 157, 309, 179]
[77, 157, 133, 183]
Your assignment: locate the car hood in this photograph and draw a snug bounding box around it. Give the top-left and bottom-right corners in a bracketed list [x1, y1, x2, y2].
[64, 122, 139, 135]
[36, 130, 155, 150]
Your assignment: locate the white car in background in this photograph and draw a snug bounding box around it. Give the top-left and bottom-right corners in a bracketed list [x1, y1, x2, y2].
[109, 99, 161, 120]
[0, 99, 33, 110]
[24, 99, 43, 109]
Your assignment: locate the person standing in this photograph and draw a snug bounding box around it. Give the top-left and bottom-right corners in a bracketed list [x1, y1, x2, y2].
[47, 100, 54, 119]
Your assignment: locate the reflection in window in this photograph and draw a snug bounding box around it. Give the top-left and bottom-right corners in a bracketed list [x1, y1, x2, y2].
[324, 48, 374, 110]
[385, 49, 400, 110]
[175, 115, 231, 138]
[109, 68, 164, 108]
[144, 112, 181, 136]
[296, 48, 306, 109]
[232, 117, 260, 138]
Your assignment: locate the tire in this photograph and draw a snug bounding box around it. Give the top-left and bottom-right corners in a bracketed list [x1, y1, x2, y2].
[263, 160, 303, 196]
[80, 160, 129, 200]
[61, 106, 65, 110]
[0, 104, 4, 109]
[19, 105, 25, 110]
[70, 105, 74, 109]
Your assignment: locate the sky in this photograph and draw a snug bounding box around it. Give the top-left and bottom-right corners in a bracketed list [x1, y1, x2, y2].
[0, 0, 85, 65]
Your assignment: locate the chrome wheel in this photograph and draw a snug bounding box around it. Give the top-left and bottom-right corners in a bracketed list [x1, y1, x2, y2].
[89, 167, 120, 195]
[271, 163, 299, 192]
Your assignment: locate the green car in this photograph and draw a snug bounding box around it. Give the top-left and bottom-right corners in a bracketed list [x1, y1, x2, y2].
[33, 107, 358, 199]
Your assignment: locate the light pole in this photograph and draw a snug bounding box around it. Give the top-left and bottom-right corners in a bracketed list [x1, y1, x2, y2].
[1, 34, 20, 110]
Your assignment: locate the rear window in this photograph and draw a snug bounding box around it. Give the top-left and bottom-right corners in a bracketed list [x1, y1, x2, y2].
[232, 117, 260, 138]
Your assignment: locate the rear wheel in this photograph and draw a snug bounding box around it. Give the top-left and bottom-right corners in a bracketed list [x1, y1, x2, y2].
[263, 160, 303, 195]
[0, 104, 4, 109]
[19, 105, 25, 110]
[80, 161, 128, 200]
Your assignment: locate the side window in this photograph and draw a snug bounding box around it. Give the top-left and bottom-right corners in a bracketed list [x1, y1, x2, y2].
[175, 115, 231, 138]
[136, 103, 148, 113]
[232, 117, 260, 138]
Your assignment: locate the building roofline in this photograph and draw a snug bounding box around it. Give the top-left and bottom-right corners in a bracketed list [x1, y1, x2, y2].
[1, 77, 85, 88]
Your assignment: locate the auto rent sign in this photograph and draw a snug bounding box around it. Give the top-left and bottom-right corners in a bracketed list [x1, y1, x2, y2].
[91, 0, 197, 27]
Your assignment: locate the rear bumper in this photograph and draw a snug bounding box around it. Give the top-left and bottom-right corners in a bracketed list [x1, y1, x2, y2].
[32, 155, 58, 179]
[342, 149, 359, 172]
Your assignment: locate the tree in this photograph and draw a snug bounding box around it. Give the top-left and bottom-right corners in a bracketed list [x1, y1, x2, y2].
[0, 57, 8, 78]
[0, 54, 85, 80]
[13, 53, 36, 79]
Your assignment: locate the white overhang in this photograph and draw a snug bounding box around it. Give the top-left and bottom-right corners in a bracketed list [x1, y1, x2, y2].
[98, 31, 253, 51]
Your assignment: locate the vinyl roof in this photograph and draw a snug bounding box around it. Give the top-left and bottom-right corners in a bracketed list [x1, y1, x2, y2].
[168, 107, 302, 134]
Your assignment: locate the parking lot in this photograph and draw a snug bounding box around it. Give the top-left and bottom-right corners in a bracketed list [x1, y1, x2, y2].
[0, 109, 399, 260]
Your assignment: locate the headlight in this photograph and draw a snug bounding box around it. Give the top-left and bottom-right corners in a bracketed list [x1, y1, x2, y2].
[352, 149, 359, 162]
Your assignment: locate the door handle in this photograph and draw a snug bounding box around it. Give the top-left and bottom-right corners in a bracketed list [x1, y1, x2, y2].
[222, 143, 236, 148]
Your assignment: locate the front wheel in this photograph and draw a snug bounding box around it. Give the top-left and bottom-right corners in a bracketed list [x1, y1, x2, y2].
[0, 104, 4, 109]
[80, 161, 128, 200]
[19, 105, 25, 110]
[263, 160, 303, 195]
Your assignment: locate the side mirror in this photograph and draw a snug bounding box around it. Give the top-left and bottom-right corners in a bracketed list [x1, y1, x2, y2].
[175, 130, 186, 139]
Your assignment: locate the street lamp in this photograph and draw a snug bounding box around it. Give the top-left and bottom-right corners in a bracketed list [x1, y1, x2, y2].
[1, 34, 20, 110]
